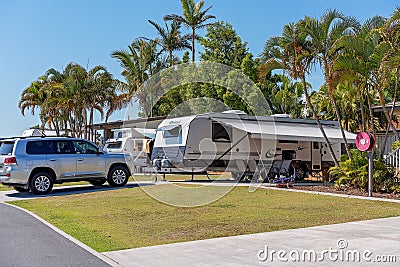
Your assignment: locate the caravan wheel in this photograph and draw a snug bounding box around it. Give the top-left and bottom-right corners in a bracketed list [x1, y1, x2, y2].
[295, 164, 308, 180]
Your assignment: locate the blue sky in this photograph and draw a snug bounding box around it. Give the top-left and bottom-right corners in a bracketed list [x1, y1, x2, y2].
[0, 0, 398, 137]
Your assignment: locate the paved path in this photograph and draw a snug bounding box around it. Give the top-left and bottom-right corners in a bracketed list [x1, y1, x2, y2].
[0, 202, 113, 267]
[104, 216, 400, 266]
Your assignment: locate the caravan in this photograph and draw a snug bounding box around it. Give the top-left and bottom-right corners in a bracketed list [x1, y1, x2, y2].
[151, 111, 356, 180]
[104, 128, 156, 173]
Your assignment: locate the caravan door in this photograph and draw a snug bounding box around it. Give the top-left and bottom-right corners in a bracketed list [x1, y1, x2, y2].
[311, 142, 322, 171]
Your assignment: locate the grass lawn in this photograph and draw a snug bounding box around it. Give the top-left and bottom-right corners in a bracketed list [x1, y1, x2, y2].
[11, 185, 400, 252]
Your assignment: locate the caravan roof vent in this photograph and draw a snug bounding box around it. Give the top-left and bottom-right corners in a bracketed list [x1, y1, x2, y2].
[222, 110, 247, 115]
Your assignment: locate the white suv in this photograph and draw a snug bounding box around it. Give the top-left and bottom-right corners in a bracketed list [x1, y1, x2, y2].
[0, 137, 133, 194]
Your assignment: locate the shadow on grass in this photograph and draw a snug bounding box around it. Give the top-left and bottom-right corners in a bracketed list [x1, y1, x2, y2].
[3, 182, 155, 200]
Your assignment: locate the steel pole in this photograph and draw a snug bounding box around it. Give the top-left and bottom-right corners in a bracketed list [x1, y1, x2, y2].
[368, 151, 373, 197]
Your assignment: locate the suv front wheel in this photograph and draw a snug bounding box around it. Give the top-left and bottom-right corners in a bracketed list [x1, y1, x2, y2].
[30, 172, 54, 195]
[107, 165, 130, 187]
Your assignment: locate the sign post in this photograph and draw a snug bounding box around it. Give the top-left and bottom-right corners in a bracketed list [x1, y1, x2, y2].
[355, 132, 376, 197]
[367, 150, 373, 197]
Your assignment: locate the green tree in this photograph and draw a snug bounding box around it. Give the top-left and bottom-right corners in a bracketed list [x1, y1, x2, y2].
[182, 51, 190, 63]
[19, 63, 120, 138]
[111, 39, 168, 117]
[375, 8, 400, 141]
[261, 22, 340, 166]
[301, 9, 360, 160]
[199, 21, 248, 68]
[265, 74, 304, 117]
[164, 0, 215, 62]
[334, 15, 386, 134]
[148, 20, 191, 66]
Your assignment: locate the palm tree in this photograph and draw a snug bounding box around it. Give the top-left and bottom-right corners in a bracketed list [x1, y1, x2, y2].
[19, 78, 47, 117]
[148, 20, 191, 66]
[334, 16, 386, 135]
[376, 8, 400, 141]
[267, 74, 304, 117]
[301, 9, 360, 160]
[312, 82, 364, 133]
[261, 22, 340, 166]
[112, 39, 168, 117]
[20, 63, 121, 138]
[164, 0, 215, 62]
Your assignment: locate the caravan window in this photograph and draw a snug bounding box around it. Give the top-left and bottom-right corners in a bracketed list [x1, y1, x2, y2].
[106, 141, 122, 149]
[163, 126, 181, 138]
[134, 140, 144, 152]
[162, 125, 182, 144]
[212, 122, 231, 142]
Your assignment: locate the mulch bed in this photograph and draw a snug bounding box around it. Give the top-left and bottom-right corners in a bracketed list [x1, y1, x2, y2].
[294, 185, 400, 200]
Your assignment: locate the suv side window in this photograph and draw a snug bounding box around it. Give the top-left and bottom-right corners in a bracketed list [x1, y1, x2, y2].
[26, 141, 52, 155]
[54, 140, 75, 154]
[73, 140, 98, 154]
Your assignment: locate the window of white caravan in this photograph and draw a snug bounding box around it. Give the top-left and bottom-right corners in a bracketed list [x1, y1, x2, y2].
[212, 122, 231, 142]
[162, 125, 182, 144]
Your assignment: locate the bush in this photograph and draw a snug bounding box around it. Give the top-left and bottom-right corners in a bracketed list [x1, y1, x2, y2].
[391, 141, 400, 151]
[329, 149, 396, 192]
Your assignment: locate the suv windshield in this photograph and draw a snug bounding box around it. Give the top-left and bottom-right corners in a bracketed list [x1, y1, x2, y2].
[0, 142, 14, 155]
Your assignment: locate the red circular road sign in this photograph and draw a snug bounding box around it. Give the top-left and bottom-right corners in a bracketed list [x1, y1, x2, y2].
[356, 132, 375, 152]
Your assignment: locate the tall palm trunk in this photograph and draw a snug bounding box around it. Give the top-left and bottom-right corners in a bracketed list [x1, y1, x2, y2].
[89, 108, 94, 141]
[377, 86, 400, 140]
[169, 50, 174, 67]
[327, 81, 353, 160]
[359, 85, 366, 132]
[191, 27, 195, 62]
[301, 77, 340, 166]
[365, 85, 376, 135]
[381, 71, 399, 155]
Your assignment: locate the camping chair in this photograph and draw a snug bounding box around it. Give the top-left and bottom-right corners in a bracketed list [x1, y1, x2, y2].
[279, 160, 292, 177]
[267, 160, 283, 180]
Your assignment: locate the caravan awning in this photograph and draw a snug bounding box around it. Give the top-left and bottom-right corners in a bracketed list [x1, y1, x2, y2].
[212, 118, 356, 143]
[133, 128, 156, 139]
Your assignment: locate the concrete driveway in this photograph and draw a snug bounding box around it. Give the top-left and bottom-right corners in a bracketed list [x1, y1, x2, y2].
[104, 216, 400, 267]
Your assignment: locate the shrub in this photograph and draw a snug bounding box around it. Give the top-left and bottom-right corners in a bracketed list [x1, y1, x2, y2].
[392, 141, 400, 151]
[329, 149, 396, 192]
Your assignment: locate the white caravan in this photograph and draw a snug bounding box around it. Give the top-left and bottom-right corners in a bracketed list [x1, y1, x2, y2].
[151, 111, 356, 180]
[104, 128, 156, 173]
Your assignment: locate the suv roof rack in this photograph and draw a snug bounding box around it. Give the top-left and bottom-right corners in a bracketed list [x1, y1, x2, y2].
[0, 135, 71, 140]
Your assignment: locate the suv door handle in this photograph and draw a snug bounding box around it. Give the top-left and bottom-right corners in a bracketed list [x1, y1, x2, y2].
[77, 158, 84, 161]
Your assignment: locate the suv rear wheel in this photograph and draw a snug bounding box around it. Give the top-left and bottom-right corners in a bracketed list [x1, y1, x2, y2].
[107, 165, 130, 187]
[30, 172, 54, 195]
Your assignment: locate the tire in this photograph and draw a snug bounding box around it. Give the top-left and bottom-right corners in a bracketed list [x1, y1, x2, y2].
[295, 164, 308, 180]
[30, 172, 54, 195]
[89, 178, 106, 186]
[107, 165, 130, 187]
[13, 186, 30, 193]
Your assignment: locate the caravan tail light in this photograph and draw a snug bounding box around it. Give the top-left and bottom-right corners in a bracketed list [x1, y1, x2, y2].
[4, 157, 17, 165]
